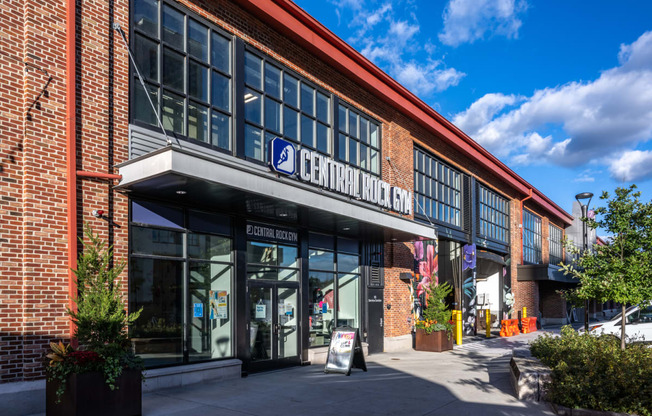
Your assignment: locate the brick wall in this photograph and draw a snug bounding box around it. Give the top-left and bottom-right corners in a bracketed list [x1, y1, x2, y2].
[0, 0, 131, 382]
[383, 242, 414, 338]
[540, 282, 567, 319]
[0, 0, 28, 382]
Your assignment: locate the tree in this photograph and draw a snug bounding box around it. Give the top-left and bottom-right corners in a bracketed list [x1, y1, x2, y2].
[415, 282, 454, 336]
[68, 224, 141, 356]
[562, 185, 652, 350]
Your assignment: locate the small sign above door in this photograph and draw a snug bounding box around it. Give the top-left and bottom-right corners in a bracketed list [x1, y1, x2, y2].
[247, 222, 298, 244]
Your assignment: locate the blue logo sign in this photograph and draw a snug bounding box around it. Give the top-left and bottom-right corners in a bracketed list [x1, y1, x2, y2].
[269, 137, 296, 176]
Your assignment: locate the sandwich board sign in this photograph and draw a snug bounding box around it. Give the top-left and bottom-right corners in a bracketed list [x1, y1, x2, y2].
[324, 327, 367, 376]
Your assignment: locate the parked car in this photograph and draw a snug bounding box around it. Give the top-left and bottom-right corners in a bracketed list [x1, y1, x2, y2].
[581, 303, 652, 343]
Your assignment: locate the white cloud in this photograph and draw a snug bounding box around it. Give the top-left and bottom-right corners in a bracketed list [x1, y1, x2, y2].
[334, 0, 465, 97]
[574, 175, 595, 183]
[608, 151, 652, 182]
[573, 169, 600, 183]
[452, 93, 522, 140]
[439, 0, 528, 47]
[618, 31, 652, 72]
[395, 61, 465, 96]
[454, 31, 652, 180]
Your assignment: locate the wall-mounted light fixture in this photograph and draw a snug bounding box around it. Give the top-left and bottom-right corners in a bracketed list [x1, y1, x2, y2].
[399, 272, 414, 281]
[90, 209, 121, 228]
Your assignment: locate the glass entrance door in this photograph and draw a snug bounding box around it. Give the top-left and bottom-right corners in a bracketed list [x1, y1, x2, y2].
[248, 282, 300, 370]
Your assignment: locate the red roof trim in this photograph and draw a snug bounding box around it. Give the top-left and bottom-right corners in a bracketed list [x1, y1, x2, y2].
[238, 0, 573, 225]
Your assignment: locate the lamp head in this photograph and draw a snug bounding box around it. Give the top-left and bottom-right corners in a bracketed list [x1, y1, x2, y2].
[575, 192, 594, 206]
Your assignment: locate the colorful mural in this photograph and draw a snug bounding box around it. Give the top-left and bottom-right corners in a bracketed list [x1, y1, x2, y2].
[410, 240, 438, 326]
[462, 244, 477, 335]
[503, 267, 515, 320]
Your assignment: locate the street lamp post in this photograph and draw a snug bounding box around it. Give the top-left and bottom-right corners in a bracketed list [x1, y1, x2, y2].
[575, 192, 593, 332]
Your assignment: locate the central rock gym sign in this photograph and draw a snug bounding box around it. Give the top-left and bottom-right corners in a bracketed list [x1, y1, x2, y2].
[269, 137, 413, 215]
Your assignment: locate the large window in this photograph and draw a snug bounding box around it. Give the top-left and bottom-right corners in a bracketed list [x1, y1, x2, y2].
[414, 148, 462, 227]
[549, 224, 563, 265]
[131, 0, 385, 175]
[132, 0, 232, 150]
[478, 184, 509, 244]
[244, 50, 332, 162]
[129, 200, 234, 367]
[337, 104, 380, 176]
[523, 209, 542, 264]
[308, 234, 360, 347]
[246, 240, 299, 282]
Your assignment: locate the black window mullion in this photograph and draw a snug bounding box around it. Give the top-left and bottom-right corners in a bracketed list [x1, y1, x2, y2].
[234, 38, 245, 159]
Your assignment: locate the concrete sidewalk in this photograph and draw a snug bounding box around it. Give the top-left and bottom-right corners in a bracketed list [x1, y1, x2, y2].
[138, 329, 553, 416]
[18, 329, 556, 416]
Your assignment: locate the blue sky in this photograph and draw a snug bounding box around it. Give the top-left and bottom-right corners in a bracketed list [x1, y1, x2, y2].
[293, 0, 652, 218]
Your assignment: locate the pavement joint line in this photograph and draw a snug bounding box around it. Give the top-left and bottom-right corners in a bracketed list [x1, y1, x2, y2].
[420, 396, 464, 416]
[146, 390, 257, 416]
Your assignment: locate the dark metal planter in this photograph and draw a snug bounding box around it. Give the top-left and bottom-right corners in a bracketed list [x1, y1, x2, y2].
[46, 369, 142, 416]
[414, 328, 454, 352]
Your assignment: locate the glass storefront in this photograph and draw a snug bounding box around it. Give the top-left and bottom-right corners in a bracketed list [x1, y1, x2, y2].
[246, 241, 299, 281]
[129, 200, 369, 370]
[246, 229, 300, 366]
[308, 234, 360, 347]
[129, 200, 234, 367]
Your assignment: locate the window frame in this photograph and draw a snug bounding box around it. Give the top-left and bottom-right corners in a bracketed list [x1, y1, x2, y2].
[242, 47, 333, 165]
[128, 198, 235, 368]
[129, 0, 384, 179]
[477, 184, 510, 245]
[549, 223, 563, 265]
[413, 147, 463, 229]
[308, 234, 361, 348]
[130, 0, 234, 153]
[336, 102, 382, 177]
[523, 209, 543, 264]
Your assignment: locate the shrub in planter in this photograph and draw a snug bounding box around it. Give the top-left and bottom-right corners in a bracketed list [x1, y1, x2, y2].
[46, 225, 143, 415]
[530, 325, 652, 416]
[415, 282, 454, 352]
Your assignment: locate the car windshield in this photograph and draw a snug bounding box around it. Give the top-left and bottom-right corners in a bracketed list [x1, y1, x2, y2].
[610, 305, 639, 322]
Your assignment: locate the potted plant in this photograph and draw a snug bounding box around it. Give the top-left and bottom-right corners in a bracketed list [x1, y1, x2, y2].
[414, 281, 454, 352]
[46, 225, 143, 416]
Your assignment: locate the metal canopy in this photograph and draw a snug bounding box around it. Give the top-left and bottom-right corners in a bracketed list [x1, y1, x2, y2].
[115, 147, 436, 242]
[516, 264, 578, 283]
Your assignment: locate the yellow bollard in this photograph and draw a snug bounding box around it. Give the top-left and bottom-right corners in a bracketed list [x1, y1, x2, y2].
[523, 307, 527, 319]
[454, 310, 463, 345]
[486, 308, 491, 338]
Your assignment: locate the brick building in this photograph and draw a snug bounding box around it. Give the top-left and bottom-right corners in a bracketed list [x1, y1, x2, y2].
[0, 0, 572, 391]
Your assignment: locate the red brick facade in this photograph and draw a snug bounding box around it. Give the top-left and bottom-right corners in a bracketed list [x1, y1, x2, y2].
[0, 0, 570, 382]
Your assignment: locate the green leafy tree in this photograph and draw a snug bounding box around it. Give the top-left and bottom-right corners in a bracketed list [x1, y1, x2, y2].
[562, 185, 652, 350]
[68, 224, 141, 356]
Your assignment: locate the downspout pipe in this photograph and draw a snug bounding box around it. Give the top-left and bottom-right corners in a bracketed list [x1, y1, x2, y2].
[66, 1, 122, 342]
[520, 189, 533, 265]
[66, 0, 77, 341]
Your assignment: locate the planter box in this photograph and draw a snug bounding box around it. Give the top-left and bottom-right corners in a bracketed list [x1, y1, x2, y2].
[46, 369, 142, 416]
[414, 328, 454, 352]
